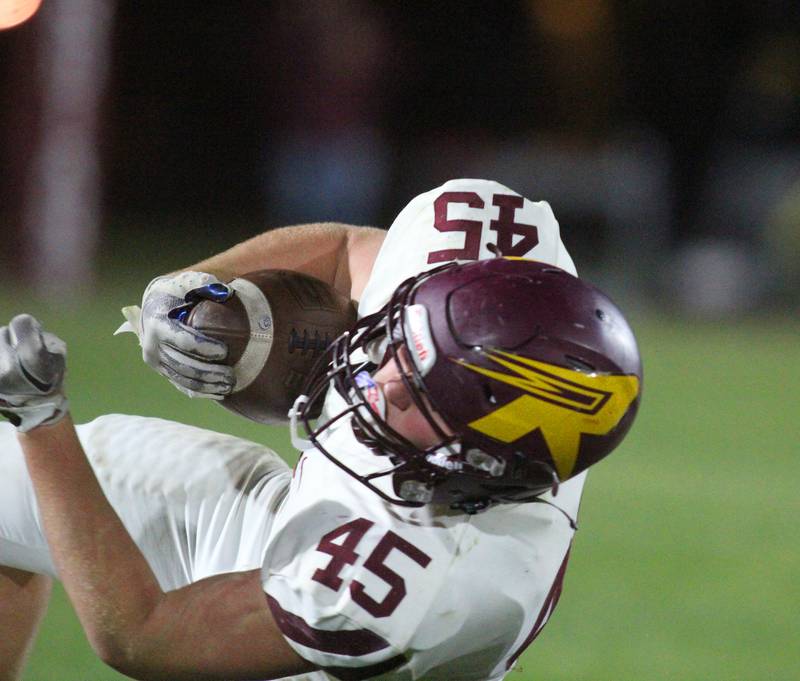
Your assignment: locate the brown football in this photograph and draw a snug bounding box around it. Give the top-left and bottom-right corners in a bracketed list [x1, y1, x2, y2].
[186, 269, 356, 424]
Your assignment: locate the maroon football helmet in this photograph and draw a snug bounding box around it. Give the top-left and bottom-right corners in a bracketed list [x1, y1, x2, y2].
[293, 258, 642, 514]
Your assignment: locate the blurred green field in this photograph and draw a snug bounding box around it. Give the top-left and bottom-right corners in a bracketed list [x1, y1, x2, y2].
[3, 283, 798, 681]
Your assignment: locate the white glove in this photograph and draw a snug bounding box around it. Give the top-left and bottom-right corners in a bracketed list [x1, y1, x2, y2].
[122, 271, 235, 399]
[0, 314, 68, 432]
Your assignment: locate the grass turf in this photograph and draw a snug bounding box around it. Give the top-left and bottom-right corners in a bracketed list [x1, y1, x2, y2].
[3, 289, 797, 681]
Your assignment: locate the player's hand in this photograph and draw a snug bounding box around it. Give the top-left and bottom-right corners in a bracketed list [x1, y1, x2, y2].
[139, 271, 235, 398]
[0, 314, 69, 432]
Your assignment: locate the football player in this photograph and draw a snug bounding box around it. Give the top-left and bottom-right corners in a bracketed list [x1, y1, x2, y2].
[0, 179, 641, 681]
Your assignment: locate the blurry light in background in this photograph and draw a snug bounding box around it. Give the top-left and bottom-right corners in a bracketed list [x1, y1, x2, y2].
[0, 0, 42, 31]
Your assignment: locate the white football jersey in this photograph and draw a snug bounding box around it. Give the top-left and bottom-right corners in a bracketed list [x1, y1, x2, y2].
[262, 179, 585, 680]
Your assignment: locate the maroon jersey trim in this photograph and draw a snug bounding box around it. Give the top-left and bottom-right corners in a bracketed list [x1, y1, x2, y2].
[266, 594, 393, 656]
[506, 545, 572, 670]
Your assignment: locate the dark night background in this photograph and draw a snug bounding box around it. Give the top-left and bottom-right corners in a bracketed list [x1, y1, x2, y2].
[2, 0, 800, 306]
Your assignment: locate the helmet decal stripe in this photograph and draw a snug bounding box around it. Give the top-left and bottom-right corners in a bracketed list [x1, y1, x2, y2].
[457, 351, 640, 479]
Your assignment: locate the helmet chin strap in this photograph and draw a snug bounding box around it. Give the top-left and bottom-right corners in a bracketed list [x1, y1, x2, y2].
[530, 497, 578, 531]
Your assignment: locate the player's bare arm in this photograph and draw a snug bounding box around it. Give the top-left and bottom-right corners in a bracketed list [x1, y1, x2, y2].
[1, 317, 313, 680]
[20, 418, 313, 680]
[188, 222, 385, 302]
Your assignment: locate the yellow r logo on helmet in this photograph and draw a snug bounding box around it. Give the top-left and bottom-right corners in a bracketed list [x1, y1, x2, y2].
[455, 351, 640, 479]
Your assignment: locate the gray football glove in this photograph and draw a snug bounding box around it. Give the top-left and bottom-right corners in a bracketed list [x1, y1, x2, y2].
[133, 271, 235, 398]
[0, 314, 68, 432]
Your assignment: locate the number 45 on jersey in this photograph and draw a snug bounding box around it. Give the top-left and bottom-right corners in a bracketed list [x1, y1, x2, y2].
[428, 192, 540, 264]
[312, 518, 432, 619]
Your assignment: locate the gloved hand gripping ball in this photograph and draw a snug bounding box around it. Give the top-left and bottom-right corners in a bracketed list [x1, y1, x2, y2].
[138, 271, 234, 398]
[185, 270, 356, 423]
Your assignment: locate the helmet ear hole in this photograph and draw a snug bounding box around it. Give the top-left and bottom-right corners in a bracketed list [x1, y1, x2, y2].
[482, 384, 497, 405]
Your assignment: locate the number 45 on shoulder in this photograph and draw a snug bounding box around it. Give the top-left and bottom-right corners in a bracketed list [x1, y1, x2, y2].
[312, 518, 432, 618]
